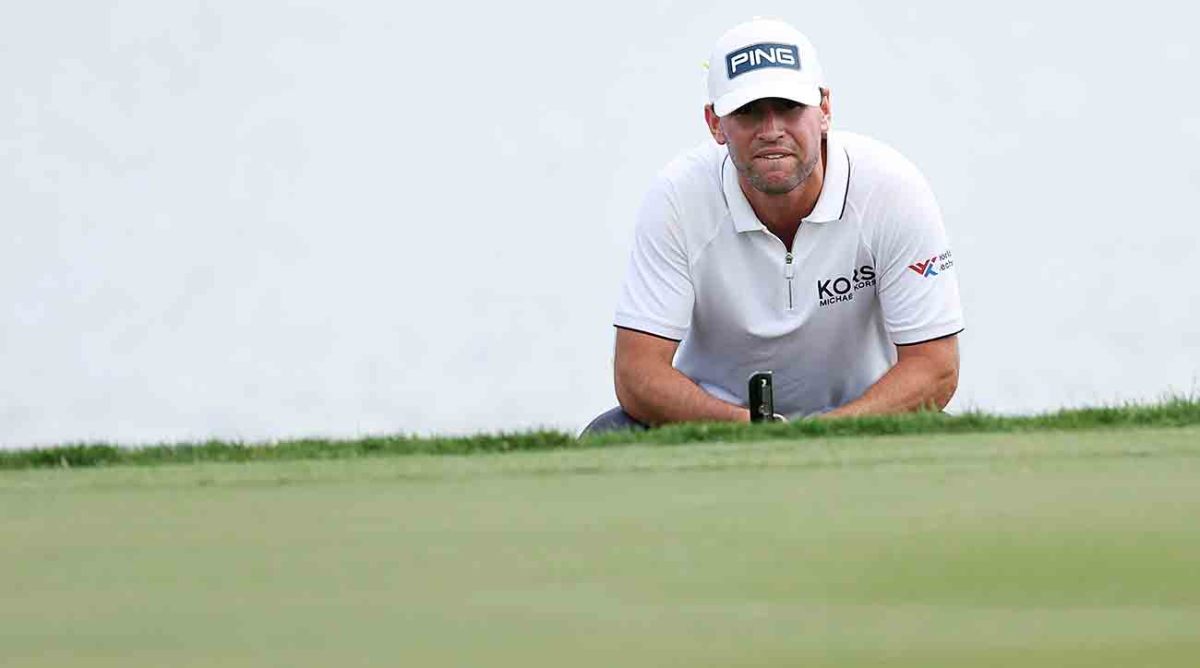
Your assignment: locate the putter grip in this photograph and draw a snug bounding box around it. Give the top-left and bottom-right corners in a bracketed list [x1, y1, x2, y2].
[748, 371, 774, 423]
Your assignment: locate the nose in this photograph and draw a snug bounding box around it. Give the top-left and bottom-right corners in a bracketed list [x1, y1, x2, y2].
[756, 106, 784, 139]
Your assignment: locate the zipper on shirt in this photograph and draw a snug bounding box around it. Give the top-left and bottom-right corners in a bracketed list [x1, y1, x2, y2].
[784, 251, 795, 311]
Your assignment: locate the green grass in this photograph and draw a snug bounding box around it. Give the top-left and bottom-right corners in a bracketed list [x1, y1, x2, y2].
[3, 396, 1199, 470]
[3, 426, 1200, 666]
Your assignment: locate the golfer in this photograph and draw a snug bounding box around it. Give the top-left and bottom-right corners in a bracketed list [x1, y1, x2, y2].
[583, 17, 965, 434]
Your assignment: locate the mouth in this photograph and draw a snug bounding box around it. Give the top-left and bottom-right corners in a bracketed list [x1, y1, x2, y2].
[754, 151, 794, 161]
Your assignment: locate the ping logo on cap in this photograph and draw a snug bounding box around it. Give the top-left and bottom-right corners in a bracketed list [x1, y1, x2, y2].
[725, 42, 800, 79]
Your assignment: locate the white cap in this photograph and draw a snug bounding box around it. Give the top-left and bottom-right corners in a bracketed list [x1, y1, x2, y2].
[707, 18, 825, 117]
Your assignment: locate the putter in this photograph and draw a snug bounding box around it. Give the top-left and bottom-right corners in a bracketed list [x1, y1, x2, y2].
[748, 371, 775, 423]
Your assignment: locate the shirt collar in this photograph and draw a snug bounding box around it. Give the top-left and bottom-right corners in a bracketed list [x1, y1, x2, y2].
[721, 132, 850, 233]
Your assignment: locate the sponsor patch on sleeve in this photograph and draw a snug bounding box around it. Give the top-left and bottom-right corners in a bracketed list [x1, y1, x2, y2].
[908, 250, 954, 278]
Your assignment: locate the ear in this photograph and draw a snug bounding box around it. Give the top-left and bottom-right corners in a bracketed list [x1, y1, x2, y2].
[819, 88, 832, 133]
[704, 104, 726, 145]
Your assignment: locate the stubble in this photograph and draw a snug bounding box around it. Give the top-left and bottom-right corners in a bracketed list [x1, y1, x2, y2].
[729, 144, 819, 196]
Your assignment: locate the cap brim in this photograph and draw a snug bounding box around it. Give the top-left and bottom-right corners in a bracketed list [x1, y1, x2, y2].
[713, 82, 822, 117]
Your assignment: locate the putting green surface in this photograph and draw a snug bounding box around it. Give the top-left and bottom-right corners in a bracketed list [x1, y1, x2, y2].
[4, 427, 1200, 667]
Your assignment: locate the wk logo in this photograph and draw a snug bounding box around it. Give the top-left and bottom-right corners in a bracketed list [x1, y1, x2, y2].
[908, 257, 939, 278]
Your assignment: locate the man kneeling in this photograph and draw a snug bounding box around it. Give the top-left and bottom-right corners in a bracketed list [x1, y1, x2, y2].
[583, 18, 963, 435]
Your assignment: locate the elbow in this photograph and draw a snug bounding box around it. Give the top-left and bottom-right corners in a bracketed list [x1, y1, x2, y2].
[614, 363, 647, 424]
[615, 359, 664, 426]
[616, 380, 659, 427]
[931, 363, 959, 411]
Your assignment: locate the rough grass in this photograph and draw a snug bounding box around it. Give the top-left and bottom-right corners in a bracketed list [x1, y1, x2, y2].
[2, 397, 1198, 471]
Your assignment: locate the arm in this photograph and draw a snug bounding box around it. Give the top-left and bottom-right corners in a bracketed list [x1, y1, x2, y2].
[612, 171, 744, 425]
[614, 327, 750, 425]
[837, 151, 962, 420]
[820, 334, 959, 418]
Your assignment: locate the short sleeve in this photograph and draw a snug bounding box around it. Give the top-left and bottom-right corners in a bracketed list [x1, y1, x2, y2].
[872, 170, 965, 345]
[613, 177, 694, 341]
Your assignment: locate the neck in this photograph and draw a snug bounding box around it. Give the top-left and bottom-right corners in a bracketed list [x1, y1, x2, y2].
[740, 139, 827, 246]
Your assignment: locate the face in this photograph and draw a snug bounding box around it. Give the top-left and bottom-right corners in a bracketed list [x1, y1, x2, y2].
[705, 93, 831, 196]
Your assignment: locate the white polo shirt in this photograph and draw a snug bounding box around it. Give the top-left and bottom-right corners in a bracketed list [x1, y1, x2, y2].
[614, 131, 964, 417]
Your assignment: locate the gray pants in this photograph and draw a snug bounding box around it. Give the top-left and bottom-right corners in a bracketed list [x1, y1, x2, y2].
[579, 406, 649, 437]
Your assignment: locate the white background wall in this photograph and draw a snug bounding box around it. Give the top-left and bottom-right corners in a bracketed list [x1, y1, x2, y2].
[3, 1, 1198, 448]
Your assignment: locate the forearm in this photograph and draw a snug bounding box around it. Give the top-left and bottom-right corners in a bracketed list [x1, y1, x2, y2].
[616, 365, 749, 426]
[820, 353, 957, 419]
